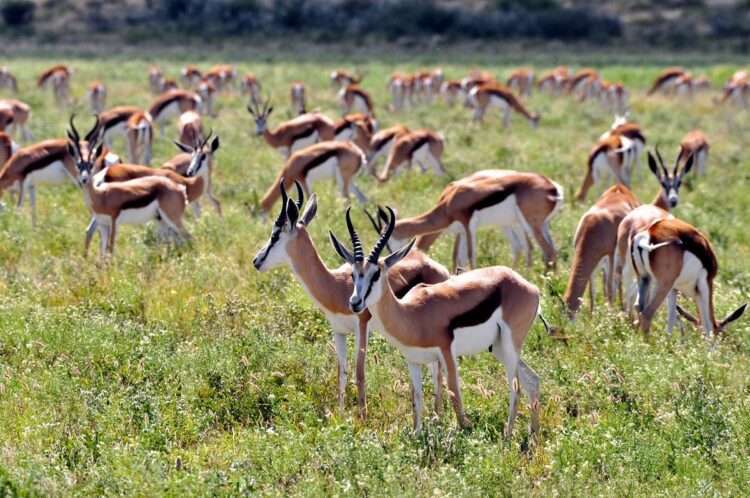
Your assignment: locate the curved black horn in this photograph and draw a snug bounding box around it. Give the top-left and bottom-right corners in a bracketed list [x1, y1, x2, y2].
[202, 128, 213, 149]
[368, 206, 395, 263]
[363, 208, 382, 234]
[275, 179, 289, 226]
[654, 144, 668, 177]
[68, 114, 80, 142]
[345, 207, 364, 262]
[293, 180, 304, 210]
[84, 115, 101, 144]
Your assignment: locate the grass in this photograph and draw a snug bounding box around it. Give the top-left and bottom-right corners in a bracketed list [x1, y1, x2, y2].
[0, 51, 749, 496]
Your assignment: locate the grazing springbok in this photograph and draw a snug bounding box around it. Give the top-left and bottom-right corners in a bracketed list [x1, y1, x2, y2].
[575, 134, 638, 201]
[600, 115, 646, 177]
[253, 183, 450, 416]
[460, 70, 494, 95]
[247, 98, 335, 159]
[367, 124, 409, 165]
[181, 65, 203, 88]
[160, 79, 179, 92]
[0, 99, 32, 141]
[631, 217, 746, 337]
[338, 84, 375, 118]
[37, 64, 71, 106]
[68, 117, 190, 258]
[718, 77, 749, 109]
[564, 185, 640, 318]
[290, 82, 306, 116]
[330, 69, 363, 89]
[0, 131, 91, 226]
[468, 82, 540, 128]
[375, 129, 445, 182]
[333, 114, 373, 154]
[377, 169, 563, 270]
[647, 67, 685, 96]
[148, 89, 202, 137]
[0, 67, 18, 92]
[388, 73, 408, 111]
[330, 207, 543, 437]
[166, 133, 222, 217]
[240, 73, 261, 102]
[87, 81, 107, 114]
[678, 130, 709, 175]
[177, 111, 204, 149]
[440, 80, 463, 105]
[196, 79, 217, 117]
[148, 66, 164, 94]
[600, 81, 628, 115]
[97, 106, 153, 165]
[259, 140, 367, 213]
[614, 149, 693, 314]
[205, 64, 235, 91]
[537, 66, 569, 95]
[507, 67, 534, 97]
[567, 68, 601, 100]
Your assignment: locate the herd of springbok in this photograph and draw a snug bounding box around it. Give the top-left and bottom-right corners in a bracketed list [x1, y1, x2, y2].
[0, 61, 746, 439]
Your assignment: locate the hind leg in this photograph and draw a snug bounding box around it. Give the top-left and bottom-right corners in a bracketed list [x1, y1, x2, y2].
[518, 359, 541, 436]
[492, 325, 520, 439]
[84, 216, 97, 256]
[503, 227, 523, 267]
[333, 332, 348, 411]
[429, 361, 444, 416]
[408, 363, 425, 432]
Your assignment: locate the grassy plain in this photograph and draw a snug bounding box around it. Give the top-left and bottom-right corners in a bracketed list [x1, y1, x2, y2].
[0, 50, 749, 496]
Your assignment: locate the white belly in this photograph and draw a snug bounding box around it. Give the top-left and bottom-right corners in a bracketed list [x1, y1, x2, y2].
[26, 161, 71, 186]
[103, 122, 127, 141]
[592, 152, 612, 183]
[673, 252, 705, 298]
[353, 96, 369, 113]
[305, 157, 338, 185]
[472, 194, 520, 229]
[116, 201, 159, 225]
[155, 101, 180, 122]
[452, 307, 503, 357]
[335, 128, 354, 142]
[323, 310, 357, 335]
[489, 95, 509, 110]
[291, 131, 318, 153]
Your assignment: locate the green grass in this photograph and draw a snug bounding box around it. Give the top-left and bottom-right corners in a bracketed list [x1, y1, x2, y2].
[0, 52, 749, 497]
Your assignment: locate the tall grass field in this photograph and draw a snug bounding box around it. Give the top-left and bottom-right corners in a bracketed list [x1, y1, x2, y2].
[0, 52, 749, 496]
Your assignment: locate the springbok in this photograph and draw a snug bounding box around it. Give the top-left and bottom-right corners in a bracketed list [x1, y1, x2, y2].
[205, 64, 235, 91]
[87, 81, 107, 114]
[0, 67, 18, 93]
[388, 73, 408, 111]
[181, 65, 203, 88]
[678, 130, 709, 175]
[440, 80, 463, 105]
[468, 82, 540, 128]
[507, 68, 534, 97]
[177, 111, 204, 149]
[631, 217, 746, 337]
[290, 82, 306, 116]
[148, 89, 201, 137]
[537, 66, 569, 95]
[717, 78, 749, 109]
[368, 124, 409, 165]
[647, 67, 685, 96]
[37, 64, 71, 106]
[240, 73, 261, 102]
[330, 70, 363, 89]
[375, 129, 445, 181]
[333, 114, 373, 155]
[614, 149, 693, 314]
[376, 169, 563, 270]
[575, 134, 637, 201]
[148, 66, 164, 94]
[247, 98, 335, 159]
[253, 183, 450, 416]
[600, 81, 628, 115]
[97, 106, 153, 165]
[160, 79, 179, 92]
[599, 115, 646, 177]
[196, 79, 217, 117]
[330, 207, 543, 437]
[68, 117, 190, 258]
[567, 68, 601, 100]
[338, 84, 375, 118]
[460, 70, 494, 95]
[0, 99, 32, 141]
[259, 140, 367, 213]
[563, 185, 640, 318]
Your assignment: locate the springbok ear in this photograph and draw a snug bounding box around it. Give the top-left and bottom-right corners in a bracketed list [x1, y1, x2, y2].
[174, 141, 193, 154]
[681, 153, 694, 177]
[647, 152, 660, 179]
[384, 238, 415, 269]
[300, 193, 317, 226]
[285, 199, 299, 228]
[266, 106, 274, 116]
[210, 135, 220, 153]
[329, 231, 355, 264]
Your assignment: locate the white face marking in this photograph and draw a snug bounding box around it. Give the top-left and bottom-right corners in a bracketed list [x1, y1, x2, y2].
[253, 223, 292, 271]
[350, 262, 383, 313]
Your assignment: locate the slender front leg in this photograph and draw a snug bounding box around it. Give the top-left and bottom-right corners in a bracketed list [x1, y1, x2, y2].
[354, 316, 369, 418]
[107, 218, 118, 256]
[429, 361, 444, 416]
[666, 289, 678, 335]
[441, 347, 470, 428]
[84, 216, 97, 256]
[16, 180, 25, 209]
[695, 276, 714, 339]
[408, 362, 424, 432]
[463, 224, 474, 270]
[98, 223, 110, 261]
[191, 201, 202, 219]
[333, 332, 348, 411]
[28, 184, 36, 227]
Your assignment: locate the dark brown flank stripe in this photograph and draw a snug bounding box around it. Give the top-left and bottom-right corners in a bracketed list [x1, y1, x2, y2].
[371, 133, 393, 153]
[393, 275, 425, 299]
[334, 120, 351, 135]
[408, 136, 429, 156]
[290, 126, 317, 142]
[670, 230, 717, 280]
[448, 287, 503, 331]
[149, 95, 182, 118]
[301, 149, 339, 178]
[24, 149, 67, 175]
[121, 189, 159, 211]
[353, 89, 372, 109]
[467, 184, 517, 214]
[102, 112, 133, 132]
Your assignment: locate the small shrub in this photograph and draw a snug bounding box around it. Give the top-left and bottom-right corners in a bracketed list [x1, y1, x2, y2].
[1, 0, 35, 27]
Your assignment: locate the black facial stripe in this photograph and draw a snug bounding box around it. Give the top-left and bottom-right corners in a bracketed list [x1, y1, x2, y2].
[361, 268, 381, 304]
[256, 229, 281, 266]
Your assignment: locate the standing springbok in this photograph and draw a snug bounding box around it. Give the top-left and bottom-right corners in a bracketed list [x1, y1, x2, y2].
[647, 67, 686, 96]
[440, 80, 463, 105]
[97, 106, 153, 165]
[631, 217, 746, 337]
[181, 65, 203, 88]
[247, 98, 335, 159]
[37, 64, 71, 106]
[507, 68, 534, 97]
[240, 73, 261, 103]
[330, 70, 363, 89]
[0, 67, 18, 93]
[259, 141, 367, 213]
[377, 169, 563, 270]
[468, 82, 540, 128]
[290, 82, 306, 116]
[600, 81, 628, 115]
[563, 185, 640, 318]
[205, 64, 235, 91]
[67, 117, 190, 258]
[196, 79, 217, 117]
[367, 124, 409, 164]
[166, 133, 221, 217]
[160, 79, 179, 92]
[678, 130, 709, 175]
[148, 89, 202, 137]
[575, 134, 638, 201]
[330, 207, 543, 437]
[253, 183, 450, 416]
[0, 99, 32, 141]
[375, 129, 445, 181]
[87, 81, 107, 114]
[388, 73, 408, 111]
[599, 115, 646, 177]
[614, 149, 693, 314]
[177, 111, 204, 149]
[148, 66, 164, 94]
[338, 84, 375, 118]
